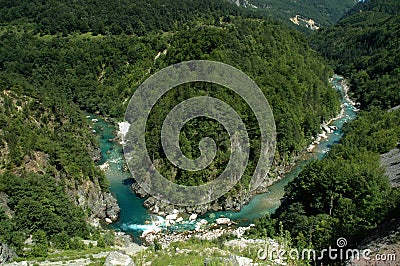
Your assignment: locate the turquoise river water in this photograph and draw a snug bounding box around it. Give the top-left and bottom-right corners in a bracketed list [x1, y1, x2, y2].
[86, 75, 357, 241]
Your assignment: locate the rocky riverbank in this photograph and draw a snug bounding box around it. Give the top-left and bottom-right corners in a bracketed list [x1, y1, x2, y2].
[339, 78, 359, 110]
[68, 140, 122, 226]
[102, 75, 358, 233]
[306, 76, 358, 153]
[133, 182, 255, 216]
[140, 218, 255, 248]
[66, 178, 120, 226]
[65, 143, 120, 226]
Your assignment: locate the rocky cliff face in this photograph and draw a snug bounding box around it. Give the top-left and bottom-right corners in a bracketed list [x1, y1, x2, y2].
[0, 194, 15, 264]
[66, 178, 120, 226]
[0, 192, 13, 219]
[381, 147, 400, 188]
[348, 146, 400, 265]
[0, 243, 16, 264]
[69, 147, 120, 224]
[348, 209, 400, 266]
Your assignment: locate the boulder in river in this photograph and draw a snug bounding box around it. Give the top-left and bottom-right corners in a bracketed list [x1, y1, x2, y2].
[141, 226, 162, 237]
[189, 213, 198, 220]
[216, 217, 231, 225]
[199, 219, 208, 225]
[165, 213, 178, 220]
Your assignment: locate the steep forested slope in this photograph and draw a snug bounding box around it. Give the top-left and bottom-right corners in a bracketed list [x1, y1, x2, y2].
[249, 108, 400, 263]
[312, 0, 400, 110]
[0, 0, 358, 36]
[0, 90, 119, 257]
[0, 0, 241, 36]
[0, 18, 340, 217]
[240, 0, 357, 27]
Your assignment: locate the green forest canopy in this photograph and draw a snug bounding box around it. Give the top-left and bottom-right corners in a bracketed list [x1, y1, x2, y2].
[0, 17, 340, 189]
[311, 0, 400, 110]
[247, 0, 357, 26]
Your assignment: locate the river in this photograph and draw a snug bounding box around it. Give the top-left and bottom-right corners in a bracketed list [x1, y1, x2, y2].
[87, 74, 357, 241]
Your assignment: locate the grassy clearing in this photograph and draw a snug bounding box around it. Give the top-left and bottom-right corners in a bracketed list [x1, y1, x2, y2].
[13, 246, 114, 264]
[45, 246, 112, 261]
[132, 238, 254, 265]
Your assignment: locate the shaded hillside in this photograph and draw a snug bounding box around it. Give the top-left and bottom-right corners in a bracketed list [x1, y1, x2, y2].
[0, 17, 340, 185]
[311, 0, 400, 110]
[0, 0, 358, 36]
[0, 0, 241, 36]
[349, 195, 400, 265]
[239, 0, 357, 27]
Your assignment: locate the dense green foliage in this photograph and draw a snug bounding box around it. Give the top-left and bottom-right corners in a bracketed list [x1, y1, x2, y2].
[0, 172, 89, 256]
[0, 32, 158, 117]
[0, 0, 356, 260]
[311, 0, 400, 109]
[341, 109, 400, 154]
[0, 0, 357, 37]
[0, 0, 241, 36]
[0, 91, 108, 256]
[145, 20, 339, 188]
[0, 18, 339, 190]
[249, 109, 400, 255]
[0, 91, 105, 184]
[246, 0, 357, 26]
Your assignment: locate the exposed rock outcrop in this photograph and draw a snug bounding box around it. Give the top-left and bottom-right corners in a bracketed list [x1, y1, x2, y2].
[0, 192, 13, 218]
[132, 157, 290, 216]
[66, 179, 120, 225]
[381, 147, 400, 188]
[22, 151, 49, 174]
[290, 14, 321, 30]
[0, 243, 16, 264]
[104, 251, 135, 266]
[88, 145, 102, 163]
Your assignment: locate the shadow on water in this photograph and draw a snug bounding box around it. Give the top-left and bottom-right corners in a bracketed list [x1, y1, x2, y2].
[122, 178, 135, 186]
